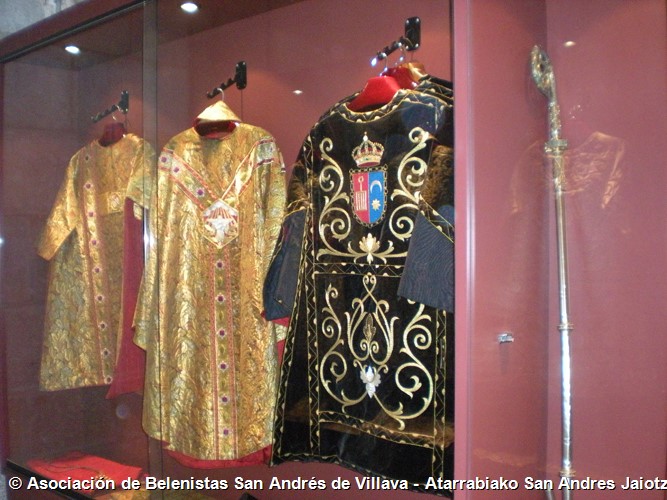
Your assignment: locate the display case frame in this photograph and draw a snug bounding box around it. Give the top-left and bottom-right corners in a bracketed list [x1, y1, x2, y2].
[1, 1, 666, 499]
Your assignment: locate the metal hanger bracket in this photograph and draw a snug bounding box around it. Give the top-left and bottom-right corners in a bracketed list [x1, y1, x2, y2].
[207, 61, 247, 99]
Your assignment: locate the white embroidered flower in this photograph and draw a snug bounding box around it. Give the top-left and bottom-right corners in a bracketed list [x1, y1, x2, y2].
[359, 233, 380, 264]
[203, 199, 238, 244]
[360, 365, 381, 398]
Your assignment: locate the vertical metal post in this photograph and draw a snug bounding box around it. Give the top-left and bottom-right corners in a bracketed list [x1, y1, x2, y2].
[530, 46, 575, 500]
[142, 0, 164, 481]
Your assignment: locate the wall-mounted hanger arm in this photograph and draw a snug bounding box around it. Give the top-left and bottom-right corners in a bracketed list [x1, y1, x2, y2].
[206, 61, 247, 98]
[91, 90, 129, 123]
[370, 17, 421, 66]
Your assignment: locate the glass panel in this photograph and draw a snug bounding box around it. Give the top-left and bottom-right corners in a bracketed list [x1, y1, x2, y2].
[455, 1, 666, 498]
[146, 0, 454, 496]
[1, 5, 151, 496]
[2, 0, 455, 498]
[452, 1, 552, 490]
[544, 0, 667, 492]
[8, 1, 661, 499]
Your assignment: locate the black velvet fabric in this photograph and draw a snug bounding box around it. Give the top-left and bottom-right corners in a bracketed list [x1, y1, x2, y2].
[268, 76, 454, 495]
[398, 204, 454, 312]
[263, 209, 306, 321]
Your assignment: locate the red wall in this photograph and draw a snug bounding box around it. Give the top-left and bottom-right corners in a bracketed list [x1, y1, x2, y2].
[151, 0, 452, 165]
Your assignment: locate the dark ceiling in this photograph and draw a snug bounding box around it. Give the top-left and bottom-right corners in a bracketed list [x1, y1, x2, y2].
[7, 0, 305, 70]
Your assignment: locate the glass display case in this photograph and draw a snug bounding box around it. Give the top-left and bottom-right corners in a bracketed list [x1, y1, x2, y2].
[1, 1, 665, 499]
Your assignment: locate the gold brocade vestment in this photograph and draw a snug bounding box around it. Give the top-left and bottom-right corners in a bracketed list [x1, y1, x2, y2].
[134, 122, 286, 461]
[37, 134, 153, 391]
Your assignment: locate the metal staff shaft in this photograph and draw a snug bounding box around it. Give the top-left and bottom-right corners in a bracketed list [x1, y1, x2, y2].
[549, 141, 575, 482]
[531, 45, 575, 500]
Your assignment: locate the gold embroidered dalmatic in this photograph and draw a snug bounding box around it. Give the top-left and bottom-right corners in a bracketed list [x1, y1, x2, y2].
[37, 134, 154, 391]
[134, 111, 286, 461]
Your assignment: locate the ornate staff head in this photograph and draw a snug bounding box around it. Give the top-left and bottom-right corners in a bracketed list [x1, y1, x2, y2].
[531, 45, 566, 148]
[531, 46, 557, 103]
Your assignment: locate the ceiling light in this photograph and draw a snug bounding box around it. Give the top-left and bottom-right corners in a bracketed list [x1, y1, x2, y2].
[293, 90, 303, 95]
[65, 44, 81, 55]
[564, 40, 576, 48]
[180, 2, 199, 13]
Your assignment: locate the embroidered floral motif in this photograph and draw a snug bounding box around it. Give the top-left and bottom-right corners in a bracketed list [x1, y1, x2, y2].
[360, 365, 381, 398]
[203, 199, 239, 247]
[359, 233, 380, 264]
[256, 140, 276, 163]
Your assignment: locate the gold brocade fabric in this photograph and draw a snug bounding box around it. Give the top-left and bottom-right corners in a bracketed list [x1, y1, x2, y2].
[134, 124, 286, 461]
[37, 134, 154, 391]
